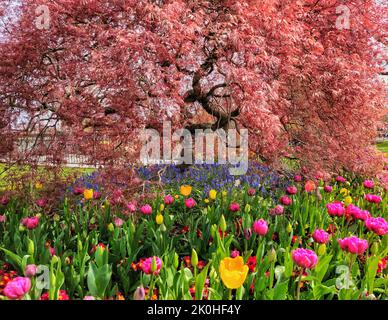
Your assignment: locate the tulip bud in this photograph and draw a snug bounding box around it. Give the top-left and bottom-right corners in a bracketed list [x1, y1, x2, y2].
[27, 239, 35, 256]
[53, 214, 60, 222]
[25, 264, 37, 277]
[318, 244, 327, 256]
[244, 228, 252, 240]
[130, 222, 136, 234]
[210, 224, 217, 239]
[151, 256, 157, 273]
[244, 204, 251, 213]
[159, 204, 165, 212]
[286, 223, 293, 233]
[173, 252, 179, 269]
[19, 225, 26, 232]
[191, 249, 198, 268]
[160, 223, 167, 232]
[52, 255, 59, 264]
[220, 215, 227, 232]
[156, 214, 164, 225]
[268, 248, 277, 262]
[133, 286, 145, 300]
[107, 223, 114, 232]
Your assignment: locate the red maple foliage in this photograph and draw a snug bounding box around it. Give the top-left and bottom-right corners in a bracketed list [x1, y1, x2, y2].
[0, 0, 386, 177]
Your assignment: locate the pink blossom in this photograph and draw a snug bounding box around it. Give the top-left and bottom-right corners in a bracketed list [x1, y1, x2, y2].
[140, 204, 152, 215]
[229, 202, 240, 212]
[280, 195, 292, 206]
[0, 195, 9, 205]
[247, 188, 256, 196]
[352, 209, 371, 221]
[323, 185, 333, 193]
[312, 229, 329, 244]
[294, 175, 302, 182]
[269, 205, 284, 216]
[0, 215, 6, 223]
[286, 186, 298, 195]
[3, 277, 31, 300]
[364, 194, 382, 204]
[253, 219, 268, 236]
[336, 176, 346, 183]
[365, 217, 388, 236]
[292, 248, 318, 269]
[35, 198, 47, 207]
[114, 217, 124, 227]
[93, 191, 102, 199]
[49, 247, 56, 256]
[140, 256, 162, 275]
[230, 249, 240, 258]
[126, 202, 137, 213]
[185, 198, 197, 209]
[326, 202, 345, 217]
[25, 264, 37, 277]
[363, 180, 374, 189]
[338, 236, 368, 255]
[164, 194, 174, 205]
[84, 296, 95, 300]
[21, 216, 39, 230]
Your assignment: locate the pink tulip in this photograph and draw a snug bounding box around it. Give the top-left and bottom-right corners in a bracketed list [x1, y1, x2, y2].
[185, 198, 197, 209]
[269, 205, 284, 216]
[294, 175, 302, 182]
[230, 249, 240, 258]
[326, 202, 344, 217]
[35, 198, 47, 207]
[126, 202, 137, 213]
[0, 215, 6, 223]
[244, 228, 252, 240]
[253, 219, 268, 236]
[3, 277, 31, 300]
[352, 209, 371, 221]
[323, 185, 333, 193]
[21, 216, 39, 230]
[363, 180, 374, 189]
[292, 248, 318, 269]
[364, 194, 382, 204]
[25, 264, 37, 277]
[229, 202, 240, 212]
[140, 204, 152, 215]
[133, 286, 145, 300]
[0, 195, 9, 205]
[114, 217, 124, 227]
[336, 176, 346, 183]
[84, 296, 95, 300]
[247, 188, 256, 196]
[312, 229, 329, 244]
[164, 194, 174, 205]
[280, 196, 292, 206]
[365, 217, 388, 236]
[286, 186, 298, 195]
[49, 247, 56, 256]
[140, 256, 162, 275]
[93, 191, 102, 199]
[338, 236, 368, 255]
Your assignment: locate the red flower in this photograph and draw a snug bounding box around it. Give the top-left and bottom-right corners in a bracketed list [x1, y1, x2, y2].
[247, 256, 257, 272]
[40, 290, 69, 300]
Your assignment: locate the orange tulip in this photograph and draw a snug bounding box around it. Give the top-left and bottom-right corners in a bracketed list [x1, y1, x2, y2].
[219, 256, 249, 289]
[304, 180, 316, 193]
[180, 185, 192, 197]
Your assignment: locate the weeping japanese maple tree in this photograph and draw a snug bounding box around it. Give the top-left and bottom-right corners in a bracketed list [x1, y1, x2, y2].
[0, 0, 386, 180]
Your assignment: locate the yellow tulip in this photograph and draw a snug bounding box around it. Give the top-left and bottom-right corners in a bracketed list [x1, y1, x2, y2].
[35, 182, 43, 190]
[174, 195, 179, 199]
[159, 204, 165, 212]
[180, 185, 192, 197]
[209, 189, 217, 200]
[344, 196, 352, 205]
[84, 189, 94, 200]
[204, 198, 210, 204]
[219, 256, 249, 289]
[222, 191, 227, 197]
[340, 188, 349, 196]
[156, 214, 164, 225]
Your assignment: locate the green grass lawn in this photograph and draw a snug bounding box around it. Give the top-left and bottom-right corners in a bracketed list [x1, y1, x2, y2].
[377, 140, 388, 153]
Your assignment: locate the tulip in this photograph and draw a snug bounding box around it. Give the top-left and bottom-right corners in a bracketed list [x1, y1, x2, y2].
[219, 256, 249, 289]
[229, 202, 240, 212]
[363, 180, 374, 189]
[191, 249, 198, 268]
[338, 236, 368, 255]
[84, 296, 95, 300]
[0, 214, 6, 223]
[344, 196, 352, 206]
[364, 194, 382, 204]
[35, 198, 47, 207]
[126, 202, 137, 213]
[286, 186, 298, 195]
[230, 249, 240, 258]
[209, 189, 217, 200]
[312, 229, 329, 244]
[269, 205, 284, 216]
[292, 248, 318, 269]
[247, 188, 256, 196]
[323, 185, 333, 193]
[365, 217, 388, 236]
[133, 286, 145, 300]
[114, 217, 124, 227]
[0, 195, 9, 206]
[24, 264, 37, 277]
[294, 175, 302, 182]
[140, 204, 152, 215]
[83, 189, 94, 200]
[304, 180, 316, 193]
[164, 194, 174, 205]
[252, 219, 268, 236]
[220, 215, 227, 232]
[155, 214, 164, 225]
[21, 216, 39, 230]
[336, 176, 346, 183]
[35, 182, 43, 189]
[326, 202, 344, 217]
[244, 228, 252, 240]
[141, 256, 162, 275]
[280, 196, 292, 206]
[3, 277, 31, 300]
[180, 185, 192, 197]
[185, 198, 197, 208]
